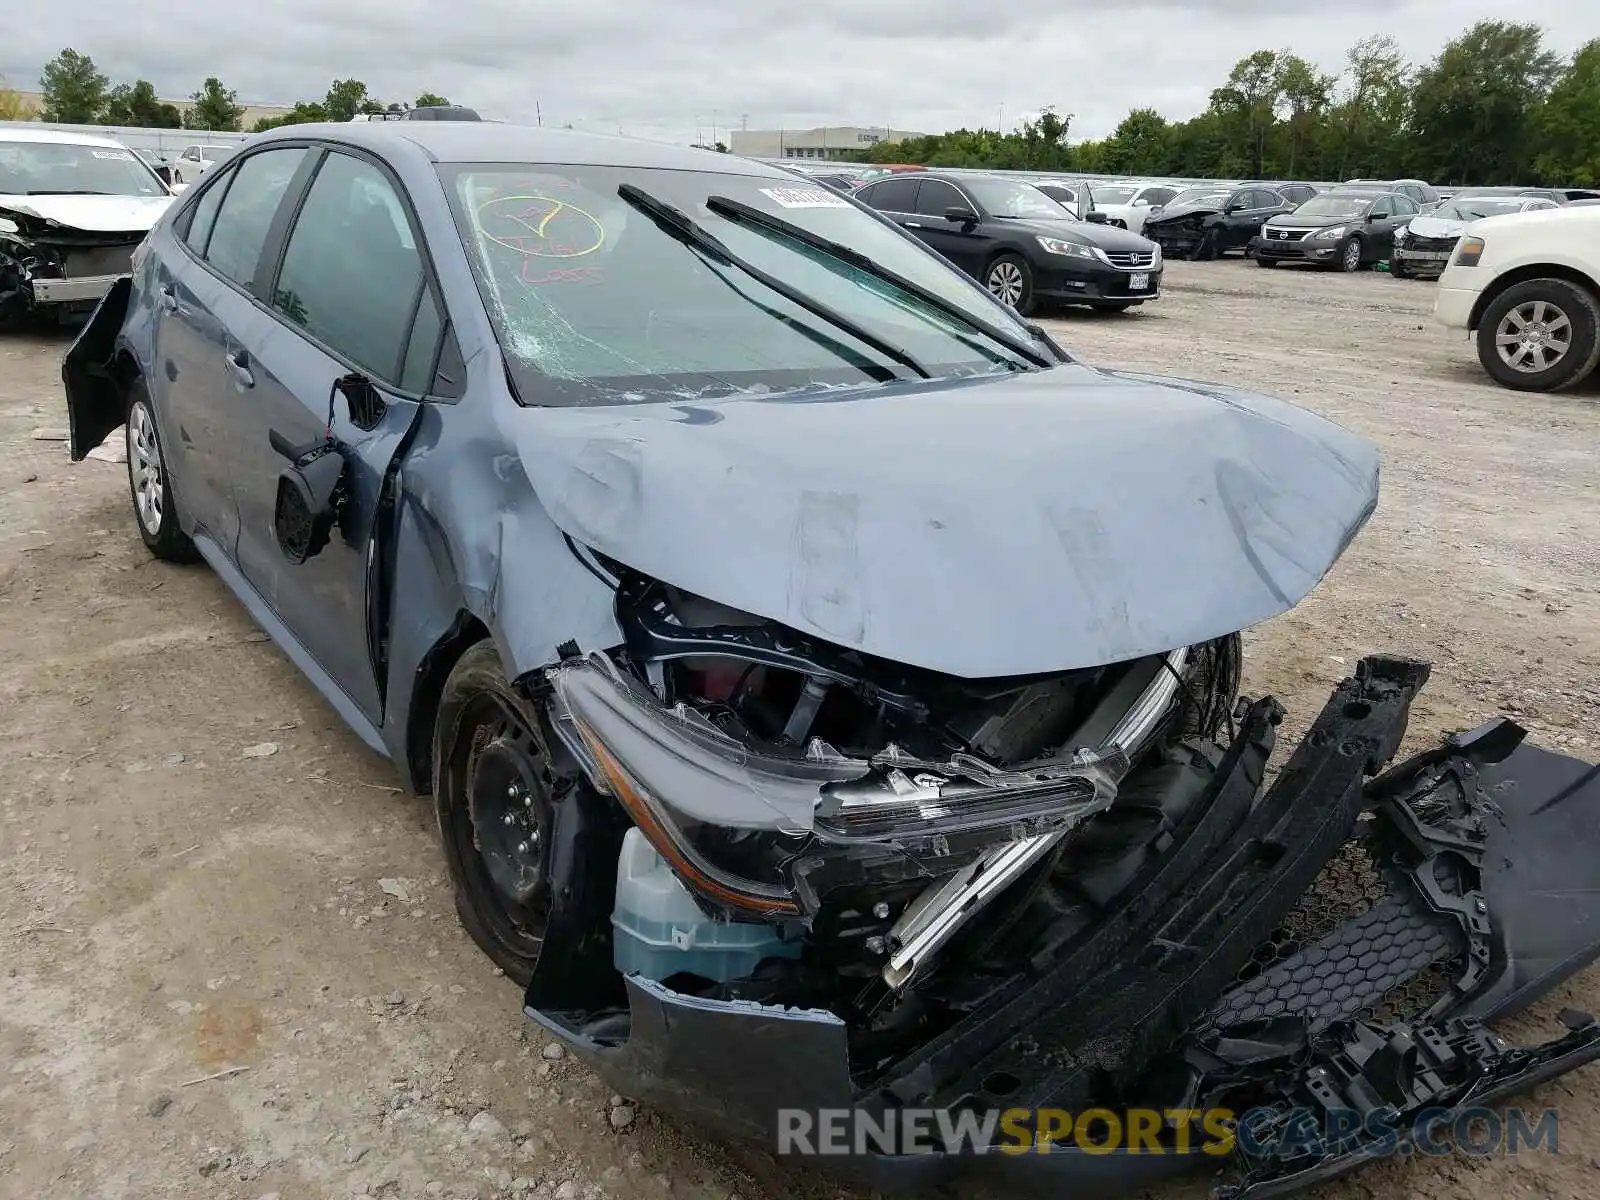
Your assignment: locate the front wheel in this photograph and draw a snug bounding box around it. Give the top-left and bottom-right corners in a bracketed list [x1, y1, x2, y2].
[434, 642, 556, 984]
[984, 254, 1036, 316]
[1195, 228, 1221, 261]
[1389, 257, 1412, 279]
[1475, 279, 1600, 393]
[1338, 236, 1364, 273]
[126, 386, 199, 562]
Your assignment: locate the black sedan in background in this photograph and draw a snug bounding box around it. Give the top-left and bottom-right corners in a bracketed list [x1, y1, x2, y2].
[1142, 184, 1298, 259]
[1252, 189, 1421, 271]
[854, 171, 1161, 314]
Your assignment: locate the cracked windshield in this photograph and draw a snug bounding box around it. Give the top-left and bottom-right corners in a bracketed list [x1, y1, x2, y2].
[440, 165, 1037, 405]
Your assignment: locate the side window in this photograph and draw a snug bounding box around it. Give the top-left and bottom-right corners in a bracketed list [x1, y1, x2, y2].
[204, 147, 309, 289]
[1369, 197, 1392, 218]
[1143, 187, 1177, 206]
[1227, 190, 1250, 210]
[182, 168, 232, 255]
[181, 146, 200, 162]
[867, 176, 920, 213]
[400, 287, 444, 393]
[1255, 190, 1285, 209]
[1393, 195, 1418, 216]
[271, 151, 428, 386]
[914, 179, 968, 216]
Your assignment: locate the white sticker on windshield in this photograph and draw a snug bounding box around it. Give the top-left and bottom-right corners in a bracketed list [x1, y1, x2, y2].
[759, 185, 849, 209]
[91, 149, 134, 160]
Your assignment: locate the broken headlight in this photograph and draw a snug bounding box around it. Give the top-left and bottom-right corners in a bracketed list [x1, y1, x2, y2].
[547, 656, 1122, 917]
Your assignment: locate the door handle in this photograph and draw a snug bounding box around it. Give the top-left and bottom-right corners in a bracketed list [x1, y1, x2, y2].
[225, 348, 255, 389]
[158, 285, 179, 312]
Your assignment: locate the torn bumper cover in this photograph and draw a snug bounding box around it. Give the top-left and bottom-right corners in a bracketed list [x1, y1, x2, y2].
[524, 656, 1600, 1196]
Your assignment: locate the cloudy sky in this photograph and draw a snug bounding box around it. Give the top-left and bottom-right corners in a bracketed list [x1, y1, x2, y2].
[4, 0, 1593, 144]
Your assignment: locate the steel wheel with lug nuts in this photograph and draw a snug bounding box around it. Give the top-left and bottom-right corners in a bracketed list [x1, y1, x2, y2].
[125, 385, 198, 562]
[1476, 279, 1600, 393]
[984, 253, 1036, 315]
[434, 641, 556, 984]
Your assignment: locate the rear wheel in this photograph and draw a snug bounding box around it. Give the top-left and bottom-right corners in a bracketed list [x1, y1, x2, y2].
[984, 254, 1036, 315]
[126, 385, 199, 563]
[1475, 279, 1600, 393]
[434, 642, 556, 984]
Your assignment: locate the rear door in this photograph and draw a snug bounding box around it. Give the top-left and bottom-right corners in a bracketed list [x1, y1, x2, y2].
[858, 175, 927, 246]
[153, 146, 313, 548]
[224, 145, 447, 724]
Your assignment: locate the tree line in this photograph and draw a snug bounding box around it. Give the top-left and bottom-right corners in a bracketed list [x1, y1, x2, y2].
[2, 48, 450, 133]
[854, 23, 1600, 188]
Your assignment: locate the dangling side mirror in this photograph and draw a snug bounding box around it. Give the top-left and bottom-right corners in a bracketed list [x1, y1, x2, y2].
[269, 429, 347, 564]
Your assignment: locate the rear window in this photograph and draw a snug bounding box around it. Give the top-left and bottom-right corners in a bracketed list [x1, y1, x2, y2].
[438, 164, 1041, 407]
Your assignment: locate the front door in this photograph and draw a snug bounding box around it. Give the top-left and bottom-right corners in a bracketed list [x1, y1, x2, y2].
[226, 148, 440, 724]
[909, 178, 990, 274]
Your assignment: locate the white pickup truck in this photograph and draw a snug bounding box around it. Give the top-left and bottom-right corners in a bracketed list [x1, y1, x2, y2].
[1434, 204, 1600, 392]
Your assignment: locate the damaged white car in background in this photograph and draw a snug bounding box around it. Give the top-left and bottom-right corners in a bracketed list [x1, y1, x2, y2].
[0, 127, 173, 326]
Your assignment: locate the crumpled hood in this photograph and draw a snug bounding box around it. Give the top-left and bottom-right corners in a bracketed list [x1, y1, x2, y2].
[1145, 202, 1220, 225]
[1403, 214, 1467, 239]
[0, 193, 171, 234]
[511, 365, 1379, 678]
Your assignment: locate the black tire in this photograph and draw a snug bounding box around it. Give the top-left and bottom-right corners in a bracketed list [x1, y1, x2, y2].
[1475, 278, 1600, 393]
[125, 383, 199, 563]
[1195, 228, 1221, 261]
[1389, 256, 1412, 279]
[983, 253, 1037, 316]
[1336, 236, 1364, 273]
[434, 641, 556, 984]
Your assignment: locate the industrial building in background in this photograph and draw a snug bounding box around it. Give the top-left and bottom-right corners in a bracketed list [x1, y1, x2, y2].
[729, 124, 926, 159]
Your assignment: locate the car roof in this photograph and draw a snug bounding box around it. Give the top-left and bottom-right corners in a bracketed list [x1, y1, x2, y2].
[0, 125, 132, 150]
[249, 121, 795, 177]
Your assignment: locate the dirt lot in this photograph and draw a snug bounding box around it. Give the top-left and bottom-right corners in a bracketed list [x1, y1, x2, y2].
[3, 259, 1598, 1200]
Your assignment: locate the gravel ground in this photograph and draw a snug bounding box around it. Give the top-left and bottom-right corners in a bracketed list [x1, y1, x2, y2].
[2, 259, 1598, 1200]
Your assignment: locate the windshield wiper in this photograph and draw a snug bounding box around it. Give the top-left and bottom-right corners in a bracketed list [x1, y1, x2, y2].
[706, 195, 1055, 370]
[25, 190, 113, 196]
[617, 184, 930, 381]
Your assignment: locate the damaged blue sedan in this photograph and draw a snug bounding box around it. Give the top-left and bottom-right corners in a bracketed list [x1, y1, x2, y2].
[64, 123, 1600, 1198]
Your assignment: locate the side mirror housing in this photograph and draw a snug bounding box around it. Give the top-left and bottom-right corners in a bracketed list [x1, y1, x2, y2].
[1133, 197, 1149, 207]
[1225, 202, 1244, 213]
[944, 206, 979, 225]
[1085, 211, 1109, 223]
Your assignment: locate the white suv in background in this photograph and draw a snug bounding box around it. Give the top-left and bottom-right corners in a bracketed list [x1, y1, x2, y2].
[1434, 205, 1600, 392]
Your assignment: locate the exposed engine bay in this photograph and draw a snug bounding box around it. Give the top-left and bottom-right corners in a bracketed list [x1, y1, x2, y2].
[0, 208, 147, 323]
[499, 569, 1600, 1197]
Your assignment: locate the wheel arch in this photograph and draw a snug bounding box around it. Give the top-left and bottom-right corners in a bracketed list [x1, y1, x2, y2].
[1468, 265, 1600, 332]
[401, 611, 492, 794]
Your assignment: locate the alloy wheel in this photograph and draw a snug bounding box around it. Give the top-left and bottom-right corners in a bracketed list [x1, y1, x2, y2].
[1343, 240, 1362, 272]
[129, 401, 164, 536]
[987, 261, 1025, 307]
[1494, 300, 1572, 374]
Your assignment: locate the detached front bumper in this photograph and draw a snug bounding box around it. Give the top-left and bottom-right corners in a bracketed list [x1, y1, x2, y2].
[524, 656, 1600, 1196]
